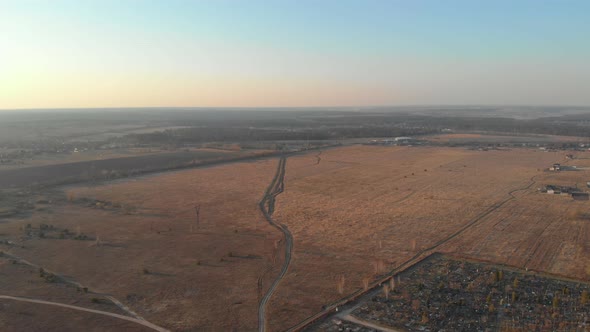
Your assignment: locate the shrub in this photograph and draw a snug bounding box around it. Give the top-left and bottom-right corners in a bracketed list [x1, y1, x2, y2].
[44, 273, 57, 283]
[362, 277, 370, 291]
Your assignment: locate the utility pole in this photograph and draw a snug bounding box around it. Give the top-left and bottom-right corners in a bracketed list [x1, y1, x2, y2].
[194, 204, 201, 231]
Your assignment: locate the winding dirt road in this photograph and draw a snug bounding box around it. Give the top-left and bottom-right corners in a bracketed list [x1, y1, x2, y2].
[257, 157, 293, 332]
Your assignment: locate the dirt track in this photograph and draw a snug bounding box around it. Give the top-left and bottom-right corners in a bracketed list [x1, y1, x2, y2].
[258, 157, 293, 332]
[0, 251, 147, 322]
[290, 173, 541, 331]
[0, 295, 169, 332]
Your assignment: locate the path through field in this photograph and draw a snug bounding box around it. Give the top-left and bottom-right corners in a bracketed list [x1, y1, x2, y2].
[0, 295, 169, 332]
[258, 157, 293, 332]
[0, 251, 148, 321]
[288, 172, 541, 330]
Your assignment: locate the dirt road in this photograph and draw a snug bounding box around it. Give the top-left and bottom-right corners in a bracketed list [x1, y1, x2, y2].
[0, 295, 169, 332]
[290, 174, 540, 331]
[258, 157, 293, 332]
[1, 251, 145, 321]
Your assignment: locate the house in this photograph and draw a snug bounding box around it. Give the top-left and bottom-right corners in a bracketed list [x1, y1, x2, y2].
[553, 163, 561, 171]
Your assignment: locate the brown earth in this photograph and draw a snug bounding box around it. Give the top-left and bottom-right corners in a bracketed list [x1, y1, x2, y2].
[0, 148, 272, 188]
[426, 133, 587, 144]
[267, 145, 590, 330]
[0, 147, 243, 171]
[0, 159, 283, 331]
[1, 145, 590, 331]
[0, 256, 154, 331]
[0, 301, 153, 332]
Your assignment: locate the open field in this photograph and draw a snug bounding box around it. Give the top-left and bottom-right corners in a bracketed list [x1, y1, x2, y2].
[0, 256, 156, 332]
[0, 147, 241, 170]
[1, 144, 590, 331]
[425, 133, 589, 144]
[0, 300, 154, 332]
[0, 159, 284, 331]
[0, 255, 129, 316]
[266, 145, 590, 330]
[0, 148, 272, 188]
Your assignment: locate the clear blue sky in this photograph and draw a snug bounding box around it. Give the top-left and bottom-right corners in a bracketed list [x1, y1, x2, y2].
[2, 0, 590, 108]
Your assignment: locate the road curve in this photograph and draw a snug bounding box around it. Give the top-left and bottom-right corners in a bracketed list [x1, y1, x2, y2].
[258, 157, 293, 332]
[0, 251, 145, 321]
[0, 295, 170, 332]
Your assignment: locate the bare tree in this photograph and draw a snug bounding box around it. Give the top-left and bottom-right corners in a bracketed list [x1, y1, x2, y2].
[383, 284, 390, 300]
[193, 204, 201, 232]
[336, 275, 345, 294]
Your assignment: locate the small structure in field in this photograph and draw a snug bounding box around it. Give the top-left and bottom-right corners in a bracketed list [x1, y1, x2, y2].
[572, 192, 590, 201]
[394, 137, 416, 145]
[549, 163, 561, 171]
[586, 181, 590, 188]
[540, 185, 577, 195]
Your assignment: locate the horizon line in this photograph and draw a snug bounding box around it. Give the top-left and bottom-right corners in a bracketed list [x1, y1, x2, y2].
[2, 104, 590, 112]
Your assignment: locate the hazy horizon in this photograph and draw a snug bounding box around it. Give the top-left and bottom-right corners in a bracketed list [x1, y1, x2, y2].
[2, 0, 590, 109]
[3, 104, 590, 112]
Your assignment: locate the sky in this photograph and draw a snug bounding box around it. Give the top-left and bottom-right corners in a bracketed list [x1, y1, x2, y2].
[1, 0, 590, 109]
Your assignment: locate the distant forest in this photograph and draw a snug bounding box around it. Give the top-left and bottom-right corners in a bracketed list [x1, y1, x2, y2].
[118, 112, 590, 145]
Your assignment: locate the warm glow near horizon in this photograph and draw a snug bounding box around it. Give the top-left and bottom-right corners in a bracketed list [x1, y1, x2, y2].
[1, 0, 590, 109]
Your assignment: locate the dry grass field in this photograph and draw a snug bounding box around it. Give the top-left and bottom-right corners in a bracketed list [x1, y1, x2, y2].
[0, 147, 241, 170]
[0, 159, 283, 331]
[0, 302, 153, 332]
[1, 145, 589, 331]
[425, 133, 588, 144]
[0, 256, 154, 331]
[267, 145, 590, 330]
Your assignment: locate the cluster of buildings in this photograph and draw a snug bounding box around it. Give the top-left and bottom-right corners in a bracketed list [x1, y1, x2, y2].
[540, 184, 589, 200]
[367, 137, 419, 146]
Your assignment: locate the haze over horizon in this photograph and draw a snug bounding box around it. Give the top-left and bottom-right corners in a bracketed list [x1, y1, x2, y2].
[2, 0, 590, 109]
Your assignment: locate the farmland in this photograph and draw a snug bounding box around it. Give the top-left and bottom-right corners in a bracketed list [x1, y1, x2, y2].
[0, 159, 284, 331]
[0, 148, 273, 188]
[267, 145, 590, 330]
[1, 143, 590, 331]
[425, 133, 588, 145]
